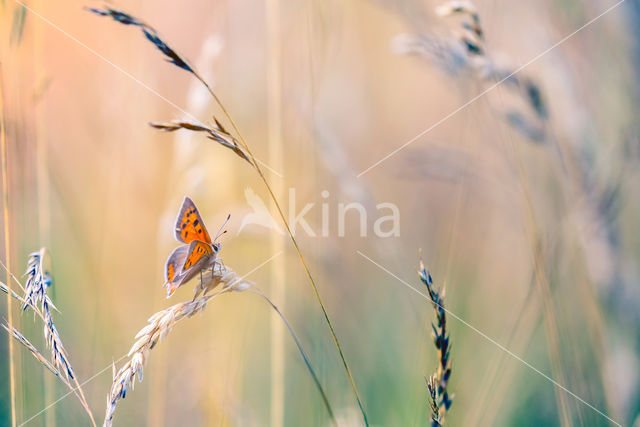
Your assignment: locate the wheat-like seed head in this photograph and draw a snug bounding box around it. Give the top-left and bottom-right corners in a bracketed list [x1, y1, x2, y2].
[89, 7, 354, 423]
[23, 248, 75, 380]
[1, 249, 97, 425]
[103, 267, 253, 427]
[23, 249, 54, 312]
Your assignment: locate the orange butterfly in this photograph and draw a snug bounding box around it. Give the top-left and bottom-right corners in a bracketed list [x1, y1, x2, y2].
[164, 197, 228, 297]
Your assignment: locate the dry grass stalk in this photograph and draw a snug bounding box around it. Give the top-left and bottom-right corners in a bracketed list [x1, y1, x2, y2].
[85, 7, 192, 72]
[265, 2, 286, 422]
[394, 1, 548, 143]
[149, 119, 252, 165]
[2, 324, 59, 376]
[104, 265, 336, 427]
[23, 250, 76, 380]
[104, 268, 249, 427]
[247, 287, 336, 425]
[0, 282, 54, 376]
[10, 3, 27, 46]
[2, 249, 97, 426]
[0, 280, 23, 301]
[397, 3, 575, 424]
[419, 259, 453, 426]
[0, 62, 18, 427]
[89, 7, 367, 425]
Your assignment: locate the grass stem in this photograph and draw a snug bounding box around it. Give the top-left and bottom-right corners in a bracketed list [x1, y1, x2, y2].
[192, 69, 370, 427]
[0, 62, 18, 427]
[249, 287, 337, 426]
[87, 9, 369, 422]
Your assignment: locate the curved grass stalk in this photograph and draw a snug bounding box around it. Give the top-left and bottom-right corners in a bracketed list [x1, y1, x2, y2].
[0, 63, 18, 427]
[87, 8, 369, 425]
[105, 269, 336, 426]
[265, 2, 286, 423]
[2, 323, 94, 424]
[190, 69, 370, 426]
[0, 268, 96, 427]
[247, 287, 336, 425]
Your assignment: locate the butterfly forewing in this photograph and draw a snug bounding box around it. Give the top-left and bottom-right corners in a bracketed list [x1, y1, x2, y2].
[174, 197, 211, 244]
[164, 245, 189, 284]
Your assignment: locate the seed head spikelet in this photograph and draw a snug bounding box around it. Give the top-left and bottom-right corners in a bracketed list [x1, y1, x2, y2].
[1, 249, 97, 426]
[86, 7, 193, 72]
[419, 257, 453, 426]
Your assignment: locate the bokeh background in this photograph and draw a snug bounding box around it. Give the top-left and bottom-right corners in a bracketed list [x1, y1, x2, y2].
[1, 0, 640, 425]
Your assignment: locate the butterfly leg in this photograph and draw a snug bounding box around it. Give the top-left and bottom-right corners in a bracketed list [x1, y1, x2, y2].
[211, 259, 223, 276]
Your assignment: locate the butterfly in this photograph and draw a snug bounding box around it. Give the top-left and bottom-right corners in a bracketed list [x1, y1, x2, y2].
[164, 196, 229, 297]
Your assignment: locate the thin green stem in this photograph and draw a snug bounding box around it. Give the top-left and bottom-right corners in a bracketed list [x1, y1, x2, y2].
[249, 288, 337, 426]
[192, 72, 369, 426]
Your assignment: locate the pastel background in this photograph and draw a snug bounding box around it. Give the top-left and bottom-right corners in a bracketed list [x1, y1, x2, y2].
[1, 0, 639, 426]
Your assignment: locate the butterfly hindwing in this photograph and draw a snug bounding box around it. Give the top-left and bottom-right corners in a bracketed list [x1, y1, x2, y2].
[164, 245, 189, 284]
[165, 241, 214, 296]
[174, 197, 211, 244]
[182, 240, 214, 271]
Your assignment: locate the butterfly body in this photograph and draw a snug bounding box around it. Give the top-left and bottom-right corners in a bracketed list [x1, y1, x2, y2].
[164, 197, 226, 297]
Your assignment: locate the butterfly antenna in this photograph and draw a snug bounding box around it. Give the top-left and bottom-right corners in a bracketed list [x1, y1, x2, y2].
[214, 214, 231, 242]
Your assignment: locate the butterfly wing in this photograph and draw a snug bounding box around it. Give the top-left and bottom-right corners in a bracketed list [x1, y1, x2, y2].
[174, 196, 211, 244]
[182, 240, 214, 271]
[164, 245, 189, 284]
[166, 240, 215, 297]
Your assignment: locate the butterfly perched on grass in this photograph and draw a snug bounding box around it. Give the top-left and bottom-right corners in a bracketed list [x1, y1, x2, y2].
[164, 197, 228, 297]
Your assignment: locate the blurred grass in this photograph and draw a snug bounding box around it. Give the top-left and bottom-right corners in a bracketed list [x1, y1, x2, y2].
[1, 0, 639, 426]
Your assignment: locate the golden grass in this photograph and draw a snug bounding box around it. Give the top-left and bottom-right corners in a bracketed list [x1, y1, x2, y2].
[266, 0, 286, 423]
[0, 62, 17, 427]
[88, 7, 369, 424]
[2, 2, 630, 425]
[192, 46, 371, 427]
[2, 250, 97, 427]
[104, 264, 336, 426]
[392, 2, 617, 423]
[32, 0, 56, 422]
[104, 269, 250, 427]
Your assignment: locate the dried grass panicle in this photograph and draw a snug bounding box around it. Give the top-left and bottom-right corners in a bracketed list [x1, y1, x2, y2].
[86, 7, 193, 72]
[1, 248, 97, 426]
[105, 264, 337, 426]
[394, 1, 548, 142]
[23, 249, 54, 312]
[87, 7, 255, 168]
[91, 7, 364, 424]
[23, 248, 75, 380]
[104, 268, 253, 427]
[438, 0, 548, 124]
[149, 119, 253, 165]
[435, 1, 483, 47]
[419, 259, 453, 426]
